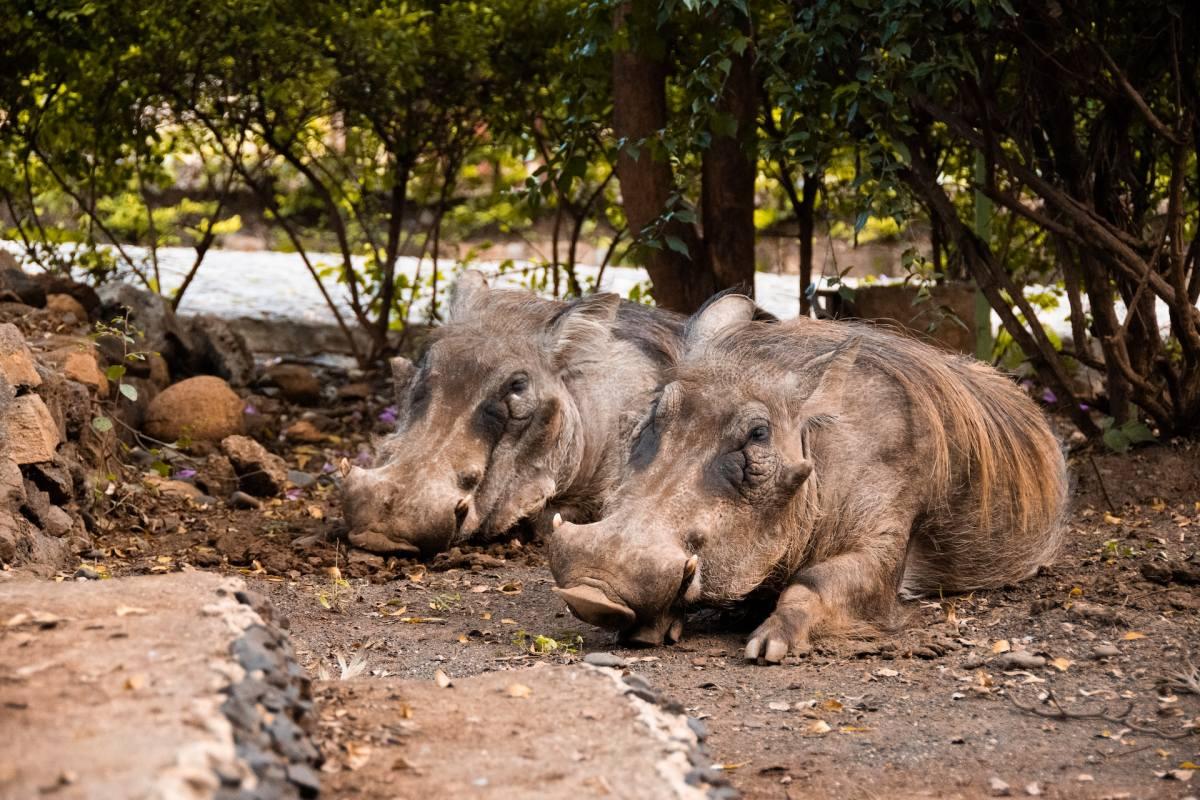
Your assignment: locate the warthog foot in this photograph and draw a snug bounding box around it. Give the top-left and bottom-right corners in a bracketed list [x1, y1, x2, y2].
[744, 606, 813, 664]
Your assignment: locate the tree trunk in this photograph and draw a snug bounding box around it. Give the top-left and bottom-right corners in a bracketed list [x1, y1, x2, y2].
[612, 1, 712, 312]
[797, 173, 818, 315]
[700, 30, 758, 299]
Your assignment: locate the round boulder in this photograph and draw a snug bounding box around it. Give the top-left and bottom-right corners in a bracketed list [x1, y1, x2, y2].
[144, 375, 245, 443]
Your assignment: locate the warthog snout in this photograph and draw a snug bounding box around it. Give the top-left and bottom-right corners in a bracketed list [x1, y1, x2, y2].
[341, 463, 468, 557]
[549, 518, 698, 645]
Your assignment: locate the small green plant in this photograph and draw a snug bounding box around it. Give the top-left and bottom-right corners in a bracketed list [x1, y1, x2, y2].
[89, 314, 152, 435]
[429, 593, 462, 612]
[511, 630, 584, 655]
[1101, 539, 1138, 559]
[317, 547, 352, 613]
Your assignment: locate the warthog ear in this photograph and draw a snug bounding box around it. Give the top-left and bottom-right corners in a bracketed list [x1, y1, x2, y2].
[447, 269, 490, 322]
[546, 292, 620, 368]
[390, 356, 415, 404]
[797, 337, 862, 417]
[685, 292, 757, 354]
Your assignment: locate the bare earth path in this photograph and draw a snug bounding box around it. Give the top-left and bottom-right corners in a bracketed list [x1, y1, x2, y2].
[78, 437, 1200, 799]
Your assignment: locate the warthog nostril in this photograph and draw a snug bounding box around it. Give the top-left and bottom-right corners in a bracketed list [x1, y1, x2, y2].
[454, 497, 471, 531]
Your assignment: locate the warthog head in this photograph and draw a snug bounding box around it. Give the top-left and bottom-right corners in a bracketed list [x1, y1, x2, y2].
[550, 294, 854, 644]
[342, 271, 622, 556]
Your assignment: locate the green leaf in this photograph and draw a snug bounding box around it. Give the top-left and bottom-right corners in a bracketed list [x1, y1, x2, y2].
[151, 461, 171, 478]
[1119, 420, 1156, 444]
[1102, 428, 1131, 453]
[119, 383, 138, 402]
[92, 416, 113, 433]
[105, 364, 126, 381]
[664, 236, 690, 257]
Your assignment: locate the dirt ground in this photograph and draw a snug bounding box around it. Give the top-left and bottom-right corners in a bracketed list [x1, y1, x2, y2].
[79, 394, 1200, 799]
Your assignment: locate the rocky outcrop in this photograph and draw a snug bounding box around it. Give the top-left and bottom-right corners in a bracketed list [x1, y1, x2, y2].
[221, 434, 289, 497]
[182, 314, 256, 387]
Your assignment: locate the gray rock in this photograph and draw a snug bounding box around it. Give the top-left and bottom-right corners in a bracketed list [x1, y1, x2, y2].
[287, 470, 316, 490]
[97, 283, 194, 372]
[182, 314, 256, 387]
[994, 651, 1046, 670]
[583, 652, 628, 668]
[1092, 644, 1120, 659]
[0, 255, 46, 307]
[74, 566, 100, 580]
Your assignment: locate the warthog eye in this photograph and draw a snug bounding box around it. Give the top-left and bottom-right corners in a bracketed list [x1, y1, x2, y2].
[508, 373, 529, 395]
[748, 424, 770, 444]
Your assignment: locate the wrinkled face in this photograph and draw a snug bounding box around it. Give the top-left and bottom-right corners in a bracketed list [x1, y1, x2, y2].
[342, 332, 572, 556]
[342, 272, 620, 557]
[550, 370, 815, 644]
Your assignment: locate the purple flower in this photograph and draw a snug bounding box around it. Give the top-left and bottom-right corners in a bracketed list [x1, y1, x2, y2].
[355, 451, 372, 466]
[244, 403, 258, 415]
[378, 405, 398, 425]
[321, 462, 335, 474]
[1079, 403, 1090, 411]
[1041, 388, 1058, 404]
[285, 489, 302, 501]
[175, 468, 197, 480]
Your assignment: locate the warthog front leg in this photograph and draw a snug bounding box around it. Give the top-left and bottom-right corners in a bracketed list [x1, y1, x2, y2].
[745, 529, 909, 664]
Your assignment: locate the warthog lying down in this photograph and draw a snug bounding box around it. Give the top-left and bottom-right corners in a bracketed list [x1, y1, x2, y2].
[341, 271, 684, 556]
[550, 294, 1067, 662]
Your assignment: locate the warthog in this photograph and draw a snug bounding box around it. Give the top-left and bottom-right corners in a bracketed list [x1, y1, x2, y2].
[341, 271, 685, 556]
[550, 294, 1067, 662]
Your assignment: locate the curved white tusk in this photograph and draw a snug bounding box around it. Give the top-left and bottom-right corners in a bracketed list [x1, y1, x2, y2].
[552, 512, 563, 531]
[339, 457, 352, 478]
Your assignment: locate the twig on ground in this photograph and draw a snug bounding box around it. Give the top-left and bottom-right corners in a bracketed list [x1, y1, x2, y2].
[1007, 689, 1196, 740]
[1088, 454, 1117, 514]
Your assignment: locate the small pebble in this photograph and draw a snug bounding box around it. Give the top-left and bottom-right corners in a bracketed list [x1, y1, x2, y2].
[229, 491, 262, 509]
[989, 776, 1011, 796]
[995, 652, 1046, 670]
[583, 652, 627, 668]
[1025, 782, 1042, 796]
[1092, 644, 1120, 659]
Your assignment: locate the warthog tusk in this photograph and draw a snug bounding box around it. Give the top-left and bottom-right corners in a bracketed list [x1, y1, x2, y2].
[339, 457, 352, 478]
[552, 512, 563, 530]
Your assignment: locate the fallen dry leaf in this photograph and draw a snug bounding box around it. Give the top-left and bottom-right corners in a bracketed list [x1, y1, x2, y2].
[1103, 513, 1123, 525]
[1122, 631, 1147, 640]
[345, 742, 372, 771]
[115, 606, 148, 617]
[505, 683, 533, 698]
[498, 580, 523, 595]
[1050, 657, 1073, 672]
[992, 639, 1011, 654]
[805, 720, 832, 735]
[434, 669, 453, 689]
[821, 699, 844, 713]
[124, 673, 147, 691]
[500, 618, 518, 625]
